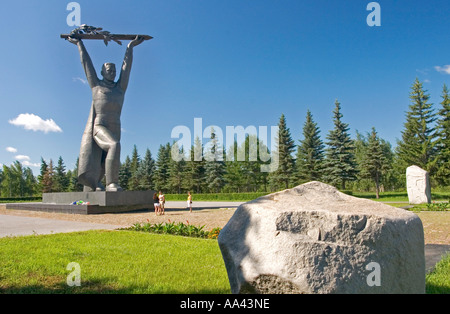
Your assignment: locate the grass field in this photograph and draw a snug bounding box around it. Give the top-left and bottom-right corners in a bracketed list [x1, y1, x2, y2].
[0, 230, 448, 294]
[0, 230, 230, 294]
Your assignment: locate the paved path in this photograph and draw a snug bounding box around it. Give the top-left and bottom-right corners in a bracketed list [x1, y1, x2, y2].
[0, 215, 120, 238]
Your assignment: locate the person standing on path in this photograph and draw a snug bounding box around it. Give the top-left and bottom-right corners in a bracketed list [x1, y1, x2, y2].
[187, 191, 193, 213]
[159, 191, 165, 215]
[153, 192, 160, 215]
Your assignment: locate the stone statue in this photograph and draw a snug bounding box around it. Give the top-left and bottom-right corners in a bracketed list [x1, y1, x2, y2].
[67, 35, 145, 192]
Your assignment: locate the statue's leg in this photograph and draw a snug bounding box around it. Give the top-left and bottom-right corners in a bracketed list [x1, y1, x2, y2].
[93, 126, 122, 191]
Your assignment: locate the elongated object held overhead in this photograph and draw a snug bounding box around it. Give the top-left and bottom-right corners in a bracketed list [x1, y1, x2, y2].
[60, 34, 153, 40]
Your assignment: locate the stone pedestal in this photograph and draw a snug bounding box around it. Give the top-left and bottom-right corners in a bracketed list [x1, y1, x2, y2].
[6, 190, 155, 215]
[406, 165, 431, 204]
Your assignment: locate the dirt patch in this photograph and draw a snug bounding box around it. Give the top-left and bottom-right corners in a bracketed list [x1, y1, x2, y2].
[416, 211, 450, 245]
[0, 205, 236, 231]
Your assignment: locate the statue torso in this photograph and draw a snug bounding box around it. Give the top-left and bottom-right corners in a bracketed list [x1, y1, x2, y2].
[92, 80, 124, 128]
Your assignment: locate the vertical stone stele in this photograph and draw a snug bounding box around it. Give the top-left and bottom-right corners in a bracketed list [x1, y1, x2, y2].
[406, 165, 431, 205]
[218, 181, 425, 294]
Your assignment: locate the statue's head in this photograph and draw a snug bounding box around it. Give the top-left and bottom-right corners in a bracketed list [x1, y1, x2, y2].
[101, 63, 116, 82]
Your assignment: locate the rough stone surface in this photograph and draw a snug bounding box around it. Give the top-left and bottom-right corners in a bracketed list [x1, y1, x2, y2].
[218, 181, 425, 294]
[406, 165, 431, 204]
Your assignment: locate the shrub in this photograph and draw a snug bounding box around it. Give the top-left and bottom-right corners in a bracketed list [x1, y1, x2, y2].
[426, 201, 450, 211]
[124, 220, 221, 239]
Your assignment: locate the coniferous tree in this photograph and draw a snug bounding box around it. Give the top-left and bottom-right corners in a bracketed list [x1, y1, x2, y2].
[435, 84, 450, 185]
[38, 157, 48, 193]
[136, 148, 155, 190]
[68, 157, 83, 192]
[154, 143, 171, 192]
[396, 78, 437, 173]
[204, 128, 225, 193]
[224, 139, 245, 192]
[295, 110, 324, 183]
[128, 145, 141, 190]
[54, 156, 69, 192]
[269, 114, 295, 190]
[359, 128, 391, 198]
[323, 100, 358, 189]
[185, 137, 205, 193]
[42, 159, 55, 193]
[119, 156, 132, 190]
[168, 142, 186, 193]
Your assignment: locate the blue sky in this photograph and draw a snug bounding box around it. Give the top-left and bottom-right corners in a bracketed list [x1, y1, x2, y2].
[1, 0, 449, 174]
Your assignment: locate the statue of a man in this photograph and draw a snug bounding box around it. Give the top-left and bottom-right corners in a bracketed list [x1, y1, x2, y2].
[68, 35, 144, 192]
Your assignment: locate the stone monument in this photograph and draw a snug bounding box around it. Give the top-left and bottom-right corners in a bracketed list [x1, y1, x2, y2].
[218, 181, 425, 294]
[6, 27, 156, 215]
[406, 165, 431, 204]
[64, 25, 151, 192]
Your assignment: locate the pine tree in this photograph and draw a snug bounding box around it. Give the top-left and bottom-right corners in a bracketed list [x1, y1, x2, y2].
[53, 156, 69, 192]
[119, 156, 131, 190]
[224, 139, 245, 192]
[359, 128, 390, 198]
[42, 159, 55, 193]
[204, 128, 225, 193]
[323, 100, 358, 189]
[396, 78, 437, 173]
[435, 84, 450, 185]
[68, 157, 83, 192]
[38, 157, 48, 193]
[168, 142, 186, 193]
[128, 145, 141, 190]
[185, 137, 205, 193]
[269, 114, 295, 190]
[154, 143, 171, 192]
[295, 110, 324, 183]
[136, 148, 155, 190]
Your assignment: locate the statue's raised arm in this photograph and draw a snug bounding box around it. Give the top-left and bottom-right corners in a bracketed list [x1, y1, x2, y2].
[68, 37, 99, 88]
[118, 35, 144, 91]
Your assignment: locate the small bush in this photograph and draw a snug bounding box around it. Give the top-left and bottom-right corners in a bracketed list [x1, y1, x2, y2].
[426, 201, 450, 211]
[124, 220, 221, 239]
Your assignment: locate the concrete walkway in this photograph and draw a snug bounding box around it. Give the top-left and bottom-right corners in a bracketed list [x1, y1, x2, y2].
[0, 215, 120, 238]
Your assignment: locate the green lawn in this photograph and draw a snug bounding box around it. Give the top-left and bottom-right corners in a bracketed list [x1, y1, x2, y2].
[426, 254, 450, 294]
[0, 230, 448, 294]
[0, 230, 230, 294]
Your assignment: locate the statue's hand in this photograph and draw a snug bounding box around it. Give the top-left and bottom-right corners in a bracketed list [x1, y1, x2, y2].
[128, 35, 144, 48]
[68, 36, 80, 45]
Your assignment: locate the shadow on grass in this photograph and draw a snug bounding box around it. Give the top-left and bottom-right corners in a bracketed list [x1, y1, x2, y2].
[0, 277, 230, 294]
[426, 283, 450, 294]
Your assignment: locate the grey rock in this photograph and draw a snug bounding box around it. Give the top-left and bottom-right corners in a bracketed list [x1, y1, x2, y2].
[218, 181, 425, 294]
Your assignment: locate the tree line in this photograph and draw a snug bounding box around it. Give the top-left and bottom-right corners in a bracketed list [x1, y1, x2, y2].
[1, 78, 449, 198]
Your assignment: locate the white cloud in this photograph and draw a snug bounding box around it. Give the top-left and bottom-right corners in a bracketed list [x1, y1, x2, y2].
[435, 65, 450, 75]
[21, 160, 40, 168]
[15, 155, 31, 161]
[73, 77, 88, 84]
[9, 113, 62, 133]
[6, 146, 17, 153]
